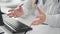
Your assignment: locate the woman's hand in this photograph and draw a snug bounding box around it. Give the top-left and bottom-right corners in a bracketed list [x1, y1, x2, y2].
[7, 6, 23, 18]
[31, 18, 41, 25]
[31, 15, 46, 25]
[31, 7, 46, 25]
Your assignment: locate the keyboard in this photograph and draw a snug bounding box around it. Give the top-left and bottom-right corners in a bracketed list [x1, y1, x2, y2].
[2, 14, 32, 33]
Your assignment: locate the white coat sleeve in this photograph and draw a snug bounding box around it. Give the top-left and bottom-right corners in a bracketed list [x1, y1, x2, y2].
[38, 0, 46, 13]
[20, 0, 32, 18]
[44, 0, 58, 15]
[44, 0, 60, 28]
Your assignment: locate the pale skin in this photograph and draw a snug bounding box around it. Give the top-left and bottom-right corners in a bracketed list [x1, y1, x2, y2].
[7, 5, 46, 25]
[31, 7, 46, 25]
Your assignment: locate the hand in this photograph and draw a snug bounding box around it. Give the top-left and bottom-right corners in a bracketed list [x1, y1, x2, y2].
[7, 6, 23, 18]
[31, 16, 42, 25]
[31, 16, 46, 25]
[31, 7, 46, 25]
[31, 19, 41, 25]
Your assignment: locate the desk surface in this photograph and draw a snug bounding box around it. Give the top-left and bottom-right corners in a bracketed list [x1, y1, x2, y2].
[0, 26, 12, 34]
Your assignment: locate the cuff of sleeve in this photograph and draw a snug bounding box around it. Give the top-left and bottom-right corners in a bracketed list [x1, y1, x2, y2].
[43, 14, 59, 25]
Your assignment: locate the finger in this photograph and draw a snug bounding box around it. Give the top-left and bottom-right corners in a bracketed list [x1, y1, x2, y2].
[8, 11, 15, 15]
[32, 22, 39, 25]
[8, 14, 13, 18]
[19, 4, 23, 7]
[31, 21, 37, 25]
[13, 11, 20, 18]
[8, 15, 13, 18]
[13, 14, 17, 18]
[8, 8, 15, 12]
[31, 20, 40, 25]
[36, 16, 40, 18]
[7, 12, 15, 17]
[7, 13, 12, 16]
[16, 13, 22, 17]
[14, 11, 21, 18]
[8, 10, 18, 18]
[14, 13, 21, 18]
[12, 11, 18, 18]
[7, 11, 14, 15]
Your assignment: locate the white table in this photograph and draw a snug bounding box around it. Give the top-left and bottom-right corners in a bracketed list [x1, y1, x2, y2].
[0, 26, 12, 34]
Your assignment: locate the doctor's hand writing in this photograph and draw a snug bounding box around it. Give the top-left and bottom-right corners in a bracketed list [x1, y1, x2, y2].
[31, 7, 46, 25]
[7, 5, 23, 18]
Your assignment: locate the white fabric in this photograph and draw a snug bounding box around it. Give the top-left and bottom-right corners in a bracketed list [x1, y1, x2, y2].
[45, 14, 60, 28]
[44, 0, 59, 15]
[21, 0, 33, 18]
[44, 0, 60, 28]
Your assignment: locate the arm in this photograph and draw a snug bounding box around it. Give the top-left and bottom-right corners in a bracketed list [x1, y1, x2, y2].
[32, 7, 46, 25]
[37, 7, 46, 23]
[31, 0, 46, 25]
[8, 0, 32, 18]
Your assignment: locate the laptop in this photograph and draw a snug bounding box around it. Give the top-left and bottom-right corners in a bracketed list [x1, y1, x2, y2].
[2, 14, 32, 33]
